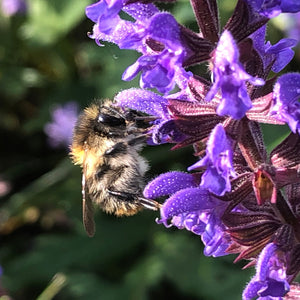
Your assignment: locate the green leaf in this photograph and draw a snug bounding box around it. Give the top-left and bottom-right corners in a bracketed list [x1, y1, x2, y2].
[21, 0, 91, 45]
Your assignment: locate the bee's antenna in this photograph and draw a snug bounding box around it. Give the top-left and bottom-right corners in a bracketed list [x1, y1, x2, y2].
[134, 116, 157, 122]
[101, 105, 126, 120]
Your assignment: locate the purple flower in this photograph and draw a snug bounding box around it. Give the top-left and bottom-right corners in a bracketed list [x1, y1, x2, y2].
[85, 0, 123, 34]
[87, 4, 191, 94]
[271, 73, 300, 134]
[188, 124, 236, 196]
[144, 171, 199, 200]
[251, 26, 297, 72]
[86, 1, 158, 35]
[282, 12, 300, 42]
[0, 178, 11, 197]
[1, 0, 26, 16]
[86, 1, 158, 48]
[243, 243, 289, 299]
[122, 12, 191, 94]
[245, 0, 300, 18]
[265, 39, 297, 72]
[144, 172, 204, 228]
[44, 102, 79, 149]
[206, 30, 265, 119]
[145, 171, 231, 257]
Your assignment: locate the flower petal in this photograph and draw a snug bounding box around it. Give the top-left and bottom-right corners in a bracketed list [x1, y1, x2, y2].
[144, 171, 198, 199]
[159, 187, 214, 223]
[271, 72, 300, 134]
[115, 88, 168, 118]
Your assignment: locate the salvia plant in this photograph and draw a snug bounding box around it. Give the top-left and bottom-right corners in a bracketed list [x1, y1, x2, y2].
[85, 0, 300, 299]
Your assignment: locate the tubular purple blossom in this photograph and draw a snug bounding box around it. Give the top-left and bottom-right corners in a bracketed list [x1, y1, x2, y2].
[205, 30, 265, 119]
[121, 12, 192, 94]
[188, 124, 236, 196]
[149, 173, 231, 257]
[251, 25, 297, 72]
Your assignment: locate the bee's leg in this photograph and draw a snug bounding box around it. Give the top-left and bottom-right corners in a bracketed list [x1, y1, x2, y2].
[107, 190, 135, 200]
[107, 190, 161, 210]
[137, 196, 162, 210]
[127, 135, 147, 146]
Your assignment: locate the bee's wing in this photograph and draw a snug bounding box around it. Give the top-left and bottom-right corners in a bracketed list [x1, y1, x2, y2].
[82, 149, 96, 237]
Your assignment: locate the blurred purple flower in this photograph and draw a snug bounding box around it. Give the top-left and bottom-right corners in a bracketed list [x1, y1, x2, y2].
[245, 0, 300, 18]
[0, 178, 11, 197]
[44, 102, 79, 149]
[285, 12, 300, 41]
[206, 30, 264, 119]
[1, 0, 27, 16]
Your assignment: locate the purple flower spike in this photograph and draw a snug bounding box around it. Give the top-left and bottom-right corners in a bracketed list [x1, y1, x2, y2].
[242, 243, 289, 300]
[188, 124, 236, 196]
[83, 1, 300, 297]
[271, 73, 300, 134]
[206, 30, 265, 119]
[144, 171, 198, 199]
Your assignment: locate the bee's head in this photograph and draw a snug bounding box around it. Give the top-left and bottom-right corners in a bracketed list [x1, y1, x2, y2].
[94, 106, 126, 137]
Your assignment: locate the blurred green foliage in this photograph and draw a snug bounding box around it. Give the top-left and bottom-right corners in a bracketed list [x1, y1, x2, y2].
[0, 0, 298, 299]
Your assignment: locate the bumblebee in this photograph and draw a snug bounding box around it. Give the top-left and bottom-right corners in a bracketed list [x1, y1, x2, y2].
[70, 100, 161, 237]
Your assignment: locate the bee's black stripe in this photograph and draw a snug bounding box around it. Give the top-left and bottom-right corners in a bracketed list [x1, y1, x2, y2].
[104, 142, 127, 156]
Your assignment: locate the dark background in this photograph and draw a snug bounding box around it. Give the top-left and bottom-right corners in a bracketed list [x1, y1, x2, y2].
[0, 0, 298, 299]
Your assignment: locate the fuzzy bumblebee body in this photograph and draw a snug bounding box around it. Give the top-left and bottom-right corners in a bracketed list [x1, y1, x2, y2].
[70, 100, 160, 237]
